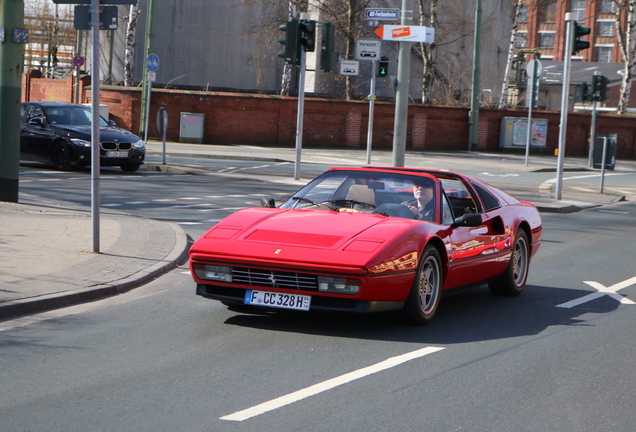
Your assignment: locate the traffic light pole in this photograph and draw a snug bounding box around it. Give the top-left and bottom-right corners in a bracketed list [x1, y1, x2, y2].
[0, 0, 24, 203]
[366, 60, 377, 165]
[555, 13, 574, 201]
[392, 0, 414, 167]
[90, 0, 101, 252]
[294, 48, 306, 180]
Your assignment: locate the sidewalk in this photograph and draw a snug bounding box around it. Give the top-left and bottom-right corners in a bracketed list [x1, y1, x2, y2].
[1, 143, 633, 322]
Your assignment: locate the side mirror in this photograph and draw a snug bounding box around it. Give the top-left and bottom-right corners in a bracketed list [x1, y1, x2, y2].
[108, 120, 117, 127]
[29, 118, 44, 127]
[451, 213, 482, 228]
[260, 197, 275, 208]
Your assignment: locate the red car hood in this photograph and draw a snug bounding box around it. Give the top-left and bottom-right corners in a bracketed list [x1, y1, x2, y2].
[190, 208, 419, 270]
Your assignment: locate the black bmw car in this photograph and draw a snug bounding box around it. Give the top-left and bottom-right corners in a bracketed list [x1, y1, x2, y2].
[20, 102, 145, 172]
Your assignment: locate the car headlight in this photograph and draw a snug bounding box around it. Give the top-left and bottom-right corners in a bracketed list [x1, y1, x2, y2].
[193, 264, 232, 282]
[70, 138, 91, 147]
[317, 276, 360, 294]
[132, 139, 145, 150]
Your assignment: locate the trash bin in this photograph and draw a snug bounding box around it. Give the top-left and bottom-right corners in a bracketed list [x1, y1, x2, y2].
[593, 133, 617, 171]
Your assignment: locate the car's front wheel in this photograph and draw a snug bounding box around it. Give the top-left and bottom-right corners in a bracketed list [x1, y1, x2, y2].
[52, 142, 73, 171]
[489, 230, 529, 296]
[403, 245, 443, 325]
[120, 164, 141, 172]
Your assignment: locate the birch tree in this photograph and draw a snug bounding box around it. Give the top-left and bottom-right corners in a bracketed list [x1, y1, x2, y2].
[613, 0, 636, 114]
[498, 0, 525, 109]
[123, 4, 140, 87]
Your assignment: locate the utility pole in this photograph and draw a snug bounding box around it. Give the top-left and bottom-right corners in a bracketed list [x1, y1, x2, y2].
[0, 0, 25, 203]
[468, 0, 482, 151]
[392, 0, 414, 167]
[139, 0, 154, 138]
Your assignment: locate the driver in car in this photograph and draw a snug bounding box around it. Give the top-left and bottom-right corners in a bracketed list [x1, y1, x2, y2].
[402, 177, 435, 221]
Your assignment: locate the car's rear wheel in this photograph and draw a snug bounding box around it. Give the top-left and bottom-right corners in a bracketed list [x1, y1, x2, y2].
[52, 142, 73, 171]
[120, 164, 141, 172]
[489, 230, 529, 296]
[403, 245, 443, 325]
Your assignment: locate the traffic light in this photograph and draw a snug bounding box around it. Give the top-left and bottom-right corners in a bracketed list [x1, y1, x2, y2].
[577, 82, 591, 102]
[572, 21, 591, 55]
[298, 19, 316, 52]
[592, 75, 609, 101]
[377, 56, 389, 77]
[320, 22, 338, 72]
[278, 19, 299, 65]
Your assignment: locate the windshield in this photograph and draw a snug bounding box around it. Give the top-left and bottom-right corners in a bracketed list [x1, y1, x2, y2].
[279, 169, 439, 221]
[44, 106, 109, 127]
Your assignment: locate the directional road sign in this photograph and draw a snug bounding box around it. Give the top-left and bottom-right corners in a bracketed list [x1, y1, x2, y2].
[374, 25, 434, 43]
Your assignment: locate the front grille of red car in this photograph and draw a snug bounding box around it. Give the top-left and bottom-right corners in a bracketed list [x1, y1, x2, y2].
[231, 267, 319, 291]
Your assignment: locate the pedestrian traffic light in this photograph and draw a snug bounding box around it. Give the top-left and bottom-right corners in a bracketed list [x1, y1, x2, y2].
[377, 56, 389, 77]
[580, 82, 591, 102]
[572, 21, 591, 55]
[298, 19, 316, 52]
[278, 19, 299, 65]
[592, 75, 609, 101]
[320, 22, 338, 72]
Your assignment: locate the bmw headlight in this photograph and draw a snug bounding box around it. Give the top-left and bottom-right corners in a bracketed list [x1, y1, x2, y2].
[317, 276, 360, 294]
[70, 138, 91, 147]
[194, 264, 232, 282]
[132, 139, 145, 150]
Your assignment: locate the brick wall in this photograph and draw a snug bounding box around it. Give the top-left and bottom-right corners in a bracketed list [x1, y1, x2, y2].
[21, 74, 636, 159]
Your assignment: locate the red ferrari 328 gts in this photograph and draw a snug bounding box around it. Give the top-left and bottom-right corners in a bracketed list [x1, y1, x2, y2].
[189, 167, 542, 325]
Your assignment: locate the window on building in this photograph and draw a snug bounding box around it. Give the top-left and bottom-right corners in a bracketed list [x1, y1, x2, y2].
[539, 1, 557, 23]
[600, 0, 615, 14]
[596, 46, 613, 62]
[515, 31, 528, 48]
[519, 6, 528, 24]
[597, 20, 615, 37]
[572, 0, 587, 22]
[539, 32, 555, 49]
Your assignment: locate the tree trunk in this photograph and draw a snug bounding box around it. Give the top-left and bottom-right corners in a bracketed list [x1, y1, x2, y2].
[124, 4, 140, 87]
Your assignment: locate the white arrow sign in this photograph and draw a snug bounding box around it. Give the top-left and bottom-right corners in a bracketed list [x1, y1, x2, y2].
[374, 25, 434, 43]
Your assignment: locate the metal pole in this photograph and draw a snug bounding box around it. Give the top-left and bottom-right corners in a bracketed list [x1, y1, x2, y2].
[366, 61, 376, 165]
[555, 13, 574, 201]
[139, 0, 153, 138]
[525, 65, 536, 166]
[144, 77, 152, 144]
[0, 0, 24, 203]
[588, 100, 598, 167]
[294, 47, 306, 180]
[599, 136, 607, 193]
[392, 0, 414, 167]
[90, 0, 101, 253]
[468, 0, 482, 151]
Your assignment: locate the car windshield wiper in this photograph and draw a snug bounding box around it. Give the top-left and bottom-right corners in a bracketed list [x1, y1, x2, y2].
[291, 196, 338, 212]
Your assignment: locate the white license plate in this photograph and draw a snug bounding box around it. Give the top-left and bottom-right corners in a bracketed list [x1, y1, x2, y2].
[105, 151, 129, 158]
[244, 290, 311, 311]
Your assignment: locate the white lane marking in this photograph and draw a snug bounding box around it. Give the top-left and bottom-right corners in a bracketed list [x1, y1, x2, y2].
[556, 276, 636, 308]
[220, 346, 445, 422]
[480, 173, 520, 177]
[598, 210, 630, 215]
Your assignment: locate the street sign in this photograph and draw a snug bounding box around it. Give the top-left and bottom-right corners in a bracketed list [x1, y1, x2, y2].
[365, 8, 400, 21]
[146, 54, 159, 72]
[72, 55, 85, 68]
[74, 6, 118, 30]
[355, 40, 381, 61]
[340, 61, 359, 76]
[374, 25, 435, 43]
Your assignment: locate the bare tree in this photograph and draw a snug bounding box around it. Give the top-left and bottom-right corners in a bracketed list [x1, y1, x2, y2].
[612, 0, 636, 114]
[498, 0, 525, 109]
[123, 4, 140, 87]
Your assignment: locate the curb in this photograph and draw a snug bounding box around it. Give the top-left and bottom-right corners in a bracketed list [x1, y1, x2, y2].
[0, 222, 191, 321]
